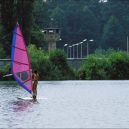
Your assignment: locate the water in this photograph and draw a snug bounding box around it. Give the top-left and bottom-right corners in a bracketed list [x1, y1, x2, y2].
[0, 80, 129, 128]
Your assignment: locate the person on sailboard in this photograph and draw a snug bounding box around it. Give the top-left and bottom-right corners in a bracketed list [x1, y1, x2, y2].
[32, 70, 39, 101]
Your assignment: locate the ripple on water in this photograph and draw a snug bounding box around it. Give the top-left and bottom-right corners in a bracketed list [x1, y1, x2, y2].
[1, 81, 129, 128]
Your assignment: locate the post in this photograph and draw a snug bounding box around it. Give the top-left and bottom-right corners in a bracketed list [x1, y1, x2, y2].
[87, 39, 94, 57]
[64, 44, 68, 58]
[80, 42, 83, 58]
[73, 45, 74, 58]
[67, 47, 68, 58]
[87, 42, 89, 57]
[81, 44, 82, 58]
[77, 44, 79, 58]
[69, 46, 72, 59]
[82, 39, 87, 58]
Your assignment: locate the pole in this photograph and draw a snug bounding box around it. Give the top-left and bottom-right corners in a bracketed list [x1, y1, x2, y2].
[73, 46, 74, 58]
[87, 42, 89, 57]
[81, 43, 82, 58]
[77, 45, 78, 58]
[70, 47, 71, 58]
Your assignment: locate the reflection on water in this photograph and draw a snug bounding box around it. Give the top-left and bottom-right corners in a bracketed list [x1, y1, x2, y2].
[1, 80, 129, 128]
[11, 100, 33, 112]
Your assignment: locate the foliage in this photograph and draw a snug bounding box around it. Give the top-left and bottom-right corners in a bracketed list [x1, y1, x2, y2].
[0, 0, 35, 56]
[78, 55, 110, 80]
[28, 45, 75, 80]
[0, 47, 6, 58]
[1, 0, 129, 55]
[49, 49, 75, 80]
[28, 44, 49, 80]
[30, 24, 47, 49]
[1, 0, 129, 80]
[0, 64, 13, 81]
[0, 0, 16, 55]
[102, 16, 126, 50]
[108, 51, 129, 80]
[78, 49, 129, 80]
[33, 0, 49, 28]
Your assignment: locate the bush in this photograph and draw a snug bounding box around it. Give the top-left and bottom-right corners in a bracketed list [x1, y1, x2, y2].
[78, 49, 129, 80]
[28, 45, 75, 80]
[49, 49, 75, 80]
[28, 44, 49, 80]
[0, 64, 13, 81]
[78, 56, 110, 80]
[0, 47, 6, 58]
[108, 51, 129, 79]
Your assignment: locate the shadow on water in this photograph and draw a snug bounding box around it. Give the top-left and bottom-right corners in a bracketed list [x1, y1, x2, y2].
[10, 99, 39, 112]
[11, 100, 33, 112]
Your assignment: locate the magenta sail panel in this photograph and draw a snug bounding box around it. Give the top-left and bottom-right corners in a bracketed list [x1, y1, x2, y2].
[11, 24, 32, 94]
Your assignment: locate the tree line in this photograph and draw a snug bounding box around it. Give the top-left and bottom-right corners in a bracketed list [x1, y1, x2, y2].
[1, 46, 129, 80]
[34, 0, 129, 55]
[0, 0, 129, 57]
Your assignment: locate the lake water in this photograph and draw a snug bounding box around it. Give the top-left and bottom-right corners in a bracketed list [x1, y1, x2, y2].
[0, 80, 129, 128]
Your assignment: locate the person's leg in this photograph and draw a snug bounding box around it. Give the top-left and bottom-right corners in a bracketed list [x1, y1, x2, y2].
[35, 84, 37, 96]
[32, 83, 34, 97]
[33, 83, 37, 101]
[33, 94, 36, 101]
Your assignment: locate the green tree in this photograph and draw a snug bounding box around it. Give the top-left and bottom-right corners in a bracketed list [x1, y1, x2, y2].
[0, 0, 35, 56]
[102, 16, 126, 50]
[0, 0, 17, 55]
[49, 49, 75, 80]
[78, 55, 110, 80]
[109, 51, 129, 80]
[33, 0, 49, 28]
[28, 44, 49, 80]
[50, 7, 65, 27]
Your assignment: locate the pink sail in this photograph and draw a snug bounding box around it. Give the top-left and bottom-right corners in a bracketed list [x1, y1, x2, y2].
[11, 23, 32, 94]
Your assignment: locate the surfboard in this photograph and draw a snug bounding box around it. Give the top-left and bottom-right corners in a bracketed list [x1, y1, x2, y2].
[17, 97, 47, 100]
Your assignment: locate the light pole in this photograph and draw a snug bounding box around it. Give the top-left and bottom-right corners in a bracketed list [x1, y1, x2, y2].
[69, 46, 72, 59]
[81, 39, 87, 58]
[64, 44, 68, 58]
[80, 42, 83, 58]
[76, 43, 79, 59]
[87, 39, 94, 57]
[72, 44, 76, 58]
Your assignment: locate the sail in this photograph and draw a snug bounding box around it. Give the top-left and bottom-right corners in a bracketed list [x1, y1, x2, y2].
[11, 23, 32, 94]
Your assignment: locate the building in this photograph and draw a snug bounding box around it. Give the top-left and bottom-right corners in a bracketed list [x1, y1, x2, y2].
[43, 28, 61, 51]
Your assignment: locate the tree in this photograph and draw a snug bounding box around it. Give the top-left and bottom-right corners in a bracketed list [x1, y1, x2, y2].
[50, 6, 65, 27]
[0, 0, 35, 56]
[102, 16, 126, 50]
[33, 0, 49, 28]
[0, 0, 17, 55]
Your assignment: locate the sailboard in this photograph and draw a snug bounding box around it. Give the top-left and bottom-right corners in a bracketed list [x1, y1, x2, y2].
[17, 97, 47, 100]
[11, 23, 32, 94]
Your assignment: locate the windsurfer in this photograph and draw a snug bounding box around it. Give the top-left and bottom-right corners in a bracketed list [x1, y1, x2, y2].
[32, 70, 39, 101]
